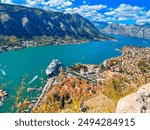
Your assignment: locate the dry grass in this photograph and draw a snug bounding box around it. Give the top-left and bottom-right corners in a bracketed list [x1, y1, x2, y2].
[103, 76, 138, 108]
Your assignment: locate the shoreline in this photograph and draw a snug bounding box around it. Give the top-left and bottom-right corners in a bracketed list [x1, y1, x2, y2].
[0, 41, 87, 53]
[0, 35, 112, 53]
[0, 35, 114, 53]
[0, 38, 88, 53]
[33, 46, 150, 112]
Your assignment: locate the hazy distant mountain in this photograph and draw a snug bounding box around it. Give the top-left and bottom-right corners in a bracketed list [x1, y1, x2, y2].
[100, 23, 150, 39]
[0, 3, 109, 40]
[92, 21, 108, 30]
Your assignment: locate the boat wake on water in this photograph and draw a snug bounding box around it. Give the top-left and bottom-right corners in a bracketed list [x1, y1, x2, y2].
[0, 69, 6, 76]
[26, 75, 38, 86]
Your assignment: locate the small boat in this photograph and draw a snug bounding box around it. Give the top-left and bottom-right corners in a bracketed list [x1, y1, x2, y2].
[3, 91, 7, 94]
[115, 48, 121, 52]
[4, 65, 8, 68]
[0, 90, 7, 97]
[28, 103, 35, 109]
[26, 75, 38, 86]
[24, 109, 30, 113]
[31, 100, 37, 103]
[37, 87, 42, 91]
[33, 97, 39, 100]
[27, 88, 35, 92]
[0, 69, 6, 76]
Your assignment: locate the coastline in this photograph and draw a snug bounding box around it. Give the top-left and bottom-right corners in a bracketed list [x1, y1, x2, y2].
[32, 46, 150, 112]
[0, 36, 87, 53]
[0, 35, 113, 53]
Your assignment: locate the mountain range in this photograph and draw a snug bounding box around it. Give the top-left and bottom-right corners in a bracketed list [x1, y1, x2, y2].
[0, 3, 108, 40]
[100, 23, 150, 39]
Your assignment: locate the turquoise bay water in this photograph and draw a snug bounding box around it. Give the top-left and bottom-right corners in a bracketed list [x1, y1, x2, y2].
[0, 35, 150, 112]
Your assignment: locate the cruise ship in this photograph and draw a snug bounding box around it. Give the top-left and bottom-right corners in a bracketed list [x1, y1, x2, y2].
[46, 59, 63, 76]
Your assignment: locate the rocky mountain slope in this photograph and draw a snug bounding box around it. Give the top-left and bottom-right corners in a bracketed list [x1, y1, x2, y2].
[100, 23, 150, 39]
[0, 3, 108, 40]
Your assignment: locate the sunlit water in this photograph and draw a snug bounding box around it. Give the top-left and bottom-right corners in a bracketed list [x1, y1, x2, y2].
[0, 35, 150, 112]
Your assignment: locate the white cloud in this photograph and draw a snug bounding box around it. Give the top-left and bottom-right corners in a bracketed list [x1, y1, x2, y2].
[104, 4, 150, 24]
[146, 10, 150, 16]
[83, 0, 87, 4]
[25, 0, 73, 9]
[1, 0, 13, 4]
[65, 4, 107, 13]
[63, 1, 72, 6]
[43, 0, 73, 7]
[136, 19, 150, 25]
[105, 4, 144, 18]
[65, 4, 107, 21]
[25, 0, 38, 6]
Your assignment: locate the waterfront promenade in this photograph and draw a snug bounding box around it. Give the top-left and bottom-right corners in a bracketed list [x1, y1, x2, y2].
[33, 77, 55, 110]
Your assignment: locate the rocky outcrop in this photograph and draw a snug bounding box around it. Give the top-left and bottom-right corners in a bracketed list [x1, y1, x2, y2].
[116, 83, 150, 113]
[0, 3, 108, 40]
[100, 23, 150, 39]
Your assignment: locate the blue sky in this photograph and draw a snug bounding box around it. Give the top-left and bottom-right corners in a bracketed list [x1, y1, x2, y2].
[1, 0, 150, 25]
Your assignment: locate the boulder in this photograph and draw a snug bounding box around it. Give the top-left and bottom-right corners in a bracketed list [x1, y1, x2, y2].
[116, 83, 150, 113]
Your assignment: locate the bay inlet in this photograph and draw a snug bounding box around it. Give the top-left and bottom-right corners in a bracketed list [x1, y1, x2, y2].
[0, 35, 150, 112]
